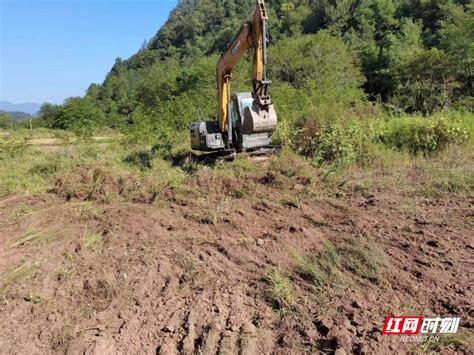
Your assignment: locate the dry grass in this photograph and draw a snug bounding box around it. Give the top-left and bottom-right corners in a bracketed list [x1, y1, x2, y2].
[8, 229, 58, 248]
[52, 165, 161, 203]
[82, 233, 104, 249]
[75, 201, 99, 220]
[338, 238, 387, 282]
[9, 205, 35, 220]
[0, 262, 40, 294]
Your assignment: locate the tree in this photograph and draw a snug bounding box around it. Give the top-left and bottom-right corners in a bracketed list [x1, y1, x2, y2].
[344, 0, 399, 100]
[324, 0, 355, 35]
[398, 0, 456, 47]
[269, 31, 366, 137]
[136, 59, 180, 108]
[394, 48, 452, 114]
[58, 0, 474, 134]
[140, 39, 148, 51]
[269, 32, 365, 94]
[0, 112, 14, 130]
[39, 103, 62, 129]
[280, 2, 312, 35]
[439, 2, 473, 97]
[58, 97, 105, 137]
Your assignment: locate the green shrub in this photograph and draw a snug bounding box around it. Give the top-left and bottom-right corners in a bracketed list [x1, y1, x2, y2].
[294, 119, 372, 167]
[378, 116, 469, 155]
[295, 112, 471, 168]
[311, 124, 358, 166]
[0, 139, 28, 158]
[29, 159, 62, 178]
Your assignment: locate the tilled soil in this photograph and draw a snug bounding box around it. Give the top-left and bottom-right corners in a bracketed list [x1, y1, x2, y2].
[0, 180, 472, 354]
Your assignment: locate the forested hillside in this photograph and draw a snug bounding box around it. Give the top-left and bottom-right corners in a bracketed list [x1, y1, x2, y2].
[38, 0, 473, 147]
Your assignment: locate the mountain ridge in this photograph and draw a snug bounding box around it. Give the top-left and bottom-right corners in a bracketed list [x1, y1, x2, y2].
[0, 101, 40, 115]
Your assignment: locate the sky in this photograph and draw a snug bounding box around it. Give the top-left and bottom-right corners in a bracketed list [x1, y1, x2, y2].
[0, 0, 177, 104]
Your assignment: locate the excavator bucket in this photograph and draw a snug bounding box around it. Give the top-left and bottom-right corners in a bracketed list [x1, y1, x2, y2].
[241, 102, 277, 135]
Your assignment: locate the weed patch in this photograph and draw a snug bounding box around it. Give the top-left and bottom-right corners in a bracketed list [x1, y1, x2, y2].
[419, 166, 474, 197]
[281, 196, 301, 209]
[378, 116, 469, 155]
[0, 262, 40, 294]
[290, 242, 340, 287]
[0, 138, 28, 158]
[269, 148, 315, 185]
[75, 201, 99, 219]
[52, 165, 160, 203]
[265, 269, 296, 316]
[295, 119, 372, 168]
[185, 201, 230, 225]
[399, 204, 416, 216]
[339, 238, 387, 282]
[82, 233, 103, 249]
[29, 159, 63, 178]
[186, 166, 251, 198]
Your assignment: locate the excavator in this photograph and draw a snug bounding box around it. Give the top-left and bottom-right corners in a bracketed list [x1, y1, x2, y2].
[190, 0, 277, 157]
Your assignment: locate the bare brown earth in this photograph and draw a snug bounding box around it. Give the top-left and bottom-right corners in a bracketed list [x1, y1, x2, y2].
[0, 162, 472, 354]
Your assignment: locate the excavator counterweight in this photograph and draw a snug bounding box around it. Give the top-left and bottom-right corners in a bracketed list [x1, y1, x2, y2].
[190, 0, 277, 154]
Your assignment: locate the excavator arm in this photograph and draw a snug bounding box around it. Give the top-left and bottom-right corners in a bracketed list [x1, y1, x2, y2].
[217, 0, 270, 134]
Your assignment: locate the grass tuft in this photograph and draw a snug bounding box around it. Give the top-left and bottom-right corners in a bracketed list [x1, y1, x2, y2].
[265, 269, 296, 316]
[76, 201, 99, 219]
[399, 203, 416, 216]
[281, 196, 301, 209]
[339, 238, 387, 282]
[289, 242, 340, 287]
[82, 233, 103, 249]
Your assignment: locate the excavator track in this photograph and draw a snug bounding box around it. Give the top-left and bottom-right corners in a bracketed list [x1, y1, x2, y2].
[190, 146, 279, 164]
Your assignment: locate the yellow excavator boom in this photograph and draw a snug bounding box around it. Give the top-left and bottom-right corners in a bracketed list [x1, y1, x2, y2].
[217, 0, 269, 132]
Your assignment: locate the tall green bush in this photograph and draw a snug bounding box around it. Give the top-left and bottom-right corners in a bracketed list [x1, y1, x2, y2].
[377, 115, 470, 155]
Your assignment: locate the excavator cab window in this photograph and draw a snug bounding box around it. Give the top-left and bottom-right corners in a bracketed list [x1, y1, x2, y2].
[230, 101, 238, 125]
[239, 97, 253, 114]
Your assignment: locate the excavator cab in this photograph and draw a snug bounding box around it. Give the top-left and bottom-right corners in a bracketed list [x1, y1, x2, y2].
[190, 94, 277, 152]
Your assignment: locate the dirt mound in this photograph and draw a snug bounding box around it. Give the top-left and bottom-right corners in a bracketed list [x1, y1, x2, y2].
[186, 167, 249, 198]
[51, 165, 160, 203]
